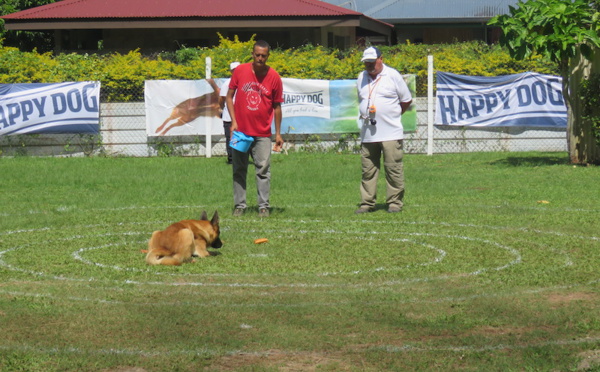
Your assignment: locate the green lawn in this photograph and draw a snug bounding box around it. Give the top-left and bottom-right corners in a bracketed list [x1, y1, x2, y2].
[0, 152, 598, 371]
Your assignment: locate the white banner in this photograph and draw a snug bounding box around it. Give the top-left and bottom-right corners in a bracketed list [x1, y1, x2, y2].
[435, 71, 567, 127]
[282, 78, 330, 119]
[145, 79, 224, 136]
[0, 82, 100, 136]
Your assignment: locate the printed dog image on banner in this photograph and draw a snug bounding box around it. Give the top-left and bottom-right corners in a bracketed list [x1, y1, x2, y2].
[145, 79, 226, 136]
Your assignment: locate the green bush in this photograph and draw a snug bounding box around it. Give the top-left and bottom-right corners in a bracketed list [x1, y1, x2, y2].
[0, 36, 559, 102]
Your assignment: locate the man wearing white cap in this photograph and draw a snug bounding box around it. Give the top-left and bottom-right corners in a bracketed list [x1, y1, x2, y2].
[355, 46, 413, 214]
[219, 61, 240, 164]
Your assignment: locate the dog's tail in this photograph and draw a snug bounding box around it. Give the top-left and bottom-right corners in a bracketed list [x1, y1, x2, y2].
[146, 230, 185, 266]
[145, 247, 185, 266]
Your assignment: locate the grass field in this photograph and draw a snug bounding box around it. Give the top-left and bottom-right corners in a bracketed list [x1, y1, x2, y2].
[0, 151, 599, 371]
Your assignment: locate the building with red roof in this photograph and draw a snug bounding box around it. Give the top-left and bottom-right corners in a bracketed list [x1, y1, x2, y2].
[1, 0, 393, 53]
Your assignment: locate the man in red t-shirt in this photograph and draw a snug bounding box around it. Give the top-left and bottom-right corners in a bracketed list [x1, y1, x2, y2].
[226, 40, 284, 218]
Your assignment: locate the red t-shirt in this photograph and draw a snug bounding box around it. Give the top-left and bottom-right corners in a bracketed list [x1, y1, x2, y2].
[229, 63, 283, 137]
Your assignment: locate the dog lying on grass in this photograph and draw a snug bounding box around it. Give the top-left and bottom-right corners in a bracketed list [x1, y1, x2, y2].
[144, 211, 222, 266]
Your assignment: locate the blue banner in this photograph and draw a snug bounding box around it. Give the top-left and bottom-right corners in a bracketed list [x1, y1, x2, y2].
[435, 71, 566, 127]
[0, 82, 101, 136]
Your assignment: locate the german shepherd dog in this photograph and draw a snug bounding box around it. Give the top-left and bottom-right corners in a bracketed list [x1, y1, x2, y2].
[145, 211, 223, 266]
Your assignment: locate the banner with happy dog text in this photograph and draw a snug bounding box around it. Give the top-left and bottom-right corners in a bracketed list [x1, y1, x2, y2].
[435, 71, 566, 127]
[0, 82, 100, 136]
[281, 76, 417, 134]
[145, 76, 417, 136]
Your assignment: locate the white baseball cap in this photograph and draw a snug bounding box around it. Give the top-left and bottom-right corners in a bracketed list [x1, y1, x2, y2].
[361, 47, 382, 62]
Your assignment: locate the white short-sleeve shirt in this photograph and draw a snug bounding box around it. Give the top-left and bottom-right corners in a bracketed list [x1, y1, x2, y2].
[356, 64, 412, 143]
[220, 78, 232, 122]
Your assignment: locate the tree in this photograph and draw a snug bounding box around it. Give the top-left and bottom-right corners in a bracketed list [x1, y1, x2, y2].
[489, 0, 600, 164]
[1, 0, 56, 52]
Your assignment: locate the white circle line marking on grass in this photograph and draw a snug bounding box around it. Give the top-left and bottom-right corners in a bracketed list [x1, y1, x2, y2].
[71, 235, 448, 277]
[372, 335, 600, 353]
[0, 231, 446, 278]
[0, 335, 598, 357]
[0, 282, 592, 308]
[0, 218, 593, 288]
[2, 217, 598, 243]
[2, 201, 599, 218]
[0, 229, 521, 288]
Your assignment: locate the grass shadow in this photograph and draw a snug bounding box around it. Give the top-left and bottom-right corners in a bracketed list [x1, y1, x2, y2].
[351, 203, 392, 213]
[489, 154, 570, 167]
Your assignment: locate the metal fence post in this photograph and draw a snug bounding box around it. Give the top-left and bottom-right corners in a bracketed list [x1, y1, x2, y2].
[205, 56, 212, 158]
[427, 54, 434, 156]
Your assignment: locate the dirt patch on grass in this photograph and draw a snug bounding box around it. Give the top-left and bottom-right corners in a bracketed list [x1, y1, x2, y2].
[210, 350, 363, 371]
[547, 292, 597, 308]
[469, 325, 558, 337]
[577, 350, 600, 370]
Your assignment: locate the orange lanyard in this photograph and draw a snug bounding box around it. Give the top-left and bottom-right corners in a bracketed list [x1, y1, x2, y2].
[367, 75, 381, 108]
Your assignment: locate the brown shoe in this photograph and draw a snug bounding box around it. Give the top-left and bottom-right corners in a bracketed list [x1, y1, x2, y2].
[232, 208, 245, 217]
[354, 207, 374, 214]
[258, 208, 270, 217]
[387, 206, 402, 213]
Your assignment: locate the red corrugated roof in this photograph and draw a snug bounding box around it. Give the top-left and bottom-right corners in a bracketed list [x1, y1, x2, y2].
[2, 0, 362, 19]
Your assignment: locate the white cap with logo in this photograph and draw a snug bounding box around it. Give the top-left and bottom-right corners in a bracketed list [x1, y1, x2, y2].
[361, 47, 381, 62]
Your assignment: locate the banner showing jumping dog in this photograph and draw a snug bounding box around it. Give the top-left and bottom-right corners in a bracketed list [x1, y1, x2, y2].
[145, 79, 225, 136]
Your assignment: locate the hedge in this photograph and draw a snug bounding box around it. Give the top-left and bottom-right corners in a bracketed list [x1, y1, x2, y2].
[0, 34, 559, 102]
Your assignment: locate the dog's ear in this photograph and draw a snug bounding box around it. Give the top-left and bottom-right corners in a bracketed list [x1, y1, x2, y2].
[200, 211, 208, 221]
[211, 210, 219, 225]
